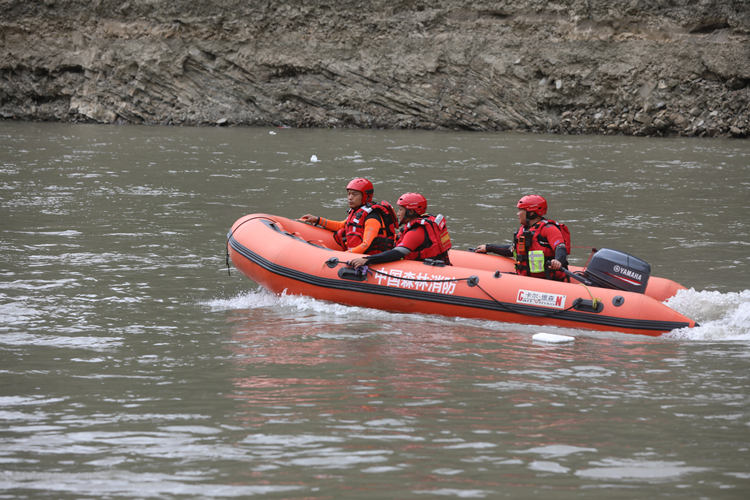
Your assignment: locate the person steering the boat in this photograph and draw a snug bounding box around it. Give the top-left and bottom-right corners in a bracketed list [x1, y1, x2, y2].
[475, 194, 570, 281]
[300, 177, 397, 254]
[349, 192, 452, 268]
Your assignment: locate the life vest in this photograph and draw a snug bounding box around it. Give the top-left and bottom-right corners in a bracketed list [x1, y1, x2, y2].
[514, 219, 571, 280]
[333, 201, 397, 254]
[397, 213, 452, 263]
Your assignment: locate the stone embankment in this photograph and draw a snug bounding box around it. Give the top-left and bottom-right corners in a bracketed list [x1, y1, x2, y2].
[1, 0, 748, 137]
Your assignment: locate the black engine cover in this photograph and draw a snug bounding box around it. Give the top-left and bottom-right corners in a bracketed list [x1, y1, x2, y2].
[582, 248, 651, 294]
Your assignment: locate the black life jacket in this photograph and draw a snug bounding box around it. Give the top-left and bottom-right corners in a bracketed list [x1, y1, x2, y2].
[514, 219, 571, 280]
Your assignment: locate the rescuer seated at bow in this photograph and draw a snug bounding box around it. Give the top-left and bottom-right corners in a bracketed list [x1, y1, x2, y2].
[348, 192, 452, 268]
[475, 194, 571, 281]
[300, 177, 397, 254]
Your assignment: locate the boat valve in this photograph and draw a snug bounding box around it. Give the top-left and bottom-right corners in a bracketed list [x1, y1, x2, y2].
[325, 257, 339, 268]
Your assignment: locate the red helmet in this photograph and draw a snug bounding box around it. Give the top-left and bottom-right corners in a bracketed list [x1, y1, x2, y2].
[346, 178, 374, 204]
[517, 195, 547, 217]
[397, 192, 427, 215]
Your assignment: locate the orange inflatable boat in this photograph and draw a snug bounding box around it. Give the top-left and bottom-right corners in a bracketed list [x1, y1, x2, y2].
[227, 214, 696, 336]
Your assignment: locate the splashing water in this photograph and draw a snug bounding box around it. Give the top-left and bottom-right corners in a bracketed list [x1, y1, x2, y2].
[203, 288, 290, 312]
[202, 288, 413, 323]
[204, 287, 750, 341]
[664, 288, 750, 341]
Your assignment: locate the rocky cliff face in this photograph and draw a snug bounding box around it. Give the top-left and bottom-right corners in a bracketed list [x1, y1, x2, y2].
[1, 0, 748, 137]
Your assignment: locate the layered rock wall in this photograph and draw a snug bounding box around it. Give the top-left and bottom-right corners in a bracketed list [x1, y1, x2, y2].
[1, 0, 748, 136]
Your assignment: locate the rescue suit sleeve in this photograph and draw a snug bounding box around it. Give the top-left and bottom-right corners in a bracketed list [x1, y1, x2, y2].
[540, 224, 565, 250]
[346, 217, 382, 253]
[317, 217, 345, 232]
[538, 223, 568, 265]
[363, 247, 410, 264]
[554, 244, 568, 266]
[485, 244, 513, 257]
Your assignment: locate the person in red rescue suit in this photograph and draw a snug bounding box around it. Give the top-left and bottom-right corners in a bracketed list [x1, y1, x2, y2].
[349, 192, 452, 268]
[300, 177, 397, 254]
[475, 195, 570, 281]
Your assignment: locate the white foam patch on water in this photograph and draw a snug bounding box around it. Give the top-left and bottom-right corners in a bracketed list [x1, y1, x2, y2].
[575, 458, 709, 480]
[528, 460, 570, 474]
[664, 288, 750, 341]
[520, 444, 598, 457]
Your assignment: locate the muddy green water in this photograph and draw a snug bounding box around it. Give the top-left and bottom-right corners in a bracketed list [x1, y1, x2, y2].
[1, 122, 749, 499]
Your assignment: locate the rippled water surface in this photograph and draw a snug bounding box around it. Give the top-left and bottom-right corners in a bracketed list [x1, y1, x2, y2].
[1, 122, 749, 498]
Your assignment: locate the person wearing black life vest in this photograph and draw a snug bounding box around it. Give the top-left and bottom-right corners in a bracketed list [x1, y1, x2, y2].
[349, 192, 452, 268]
[475, 195, 571, 281]
[300, 177, 397, 255]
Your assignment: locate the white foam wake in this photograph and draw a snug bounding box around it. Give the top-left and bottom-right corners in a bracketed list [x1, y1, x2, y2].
[664, 288, 750, 341]
[202, 288, 408, 321]
[204, 287, 750, 341]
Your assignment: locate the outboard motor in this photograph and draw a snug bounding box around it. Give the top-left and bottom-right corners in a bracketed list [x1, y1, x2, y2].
[582, 248, 651, 294]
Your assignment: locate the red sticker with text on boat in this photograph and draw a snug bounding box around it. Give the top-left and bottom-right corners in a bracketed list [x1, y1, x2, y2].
[516, 289, 567, 309]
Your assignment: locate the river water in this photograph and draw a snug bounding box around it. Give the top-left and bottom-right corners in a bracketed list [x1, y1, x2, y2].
[1, 121, 749, 498]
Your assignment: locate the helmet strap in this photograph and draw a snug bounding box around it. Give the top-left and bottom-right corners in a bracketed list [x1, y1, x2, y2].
[399, 209, 417, 226]
[523, 211, 542, 228]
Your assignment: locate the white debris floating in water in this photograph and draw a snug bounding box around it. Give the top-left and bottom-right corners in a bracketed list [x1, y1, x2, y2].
[532, 332, 575, 344]
[310, 154, 319, 162]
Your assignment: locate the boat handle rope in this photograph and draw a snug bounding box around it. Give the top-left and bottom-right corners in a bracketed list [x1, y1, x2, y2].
[561, 268, 600, 310]
[472, 281, 588, 318]
[327, 257, 591, 318]
[225, 216, 276, 276]
[326, 257, 476, 285]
